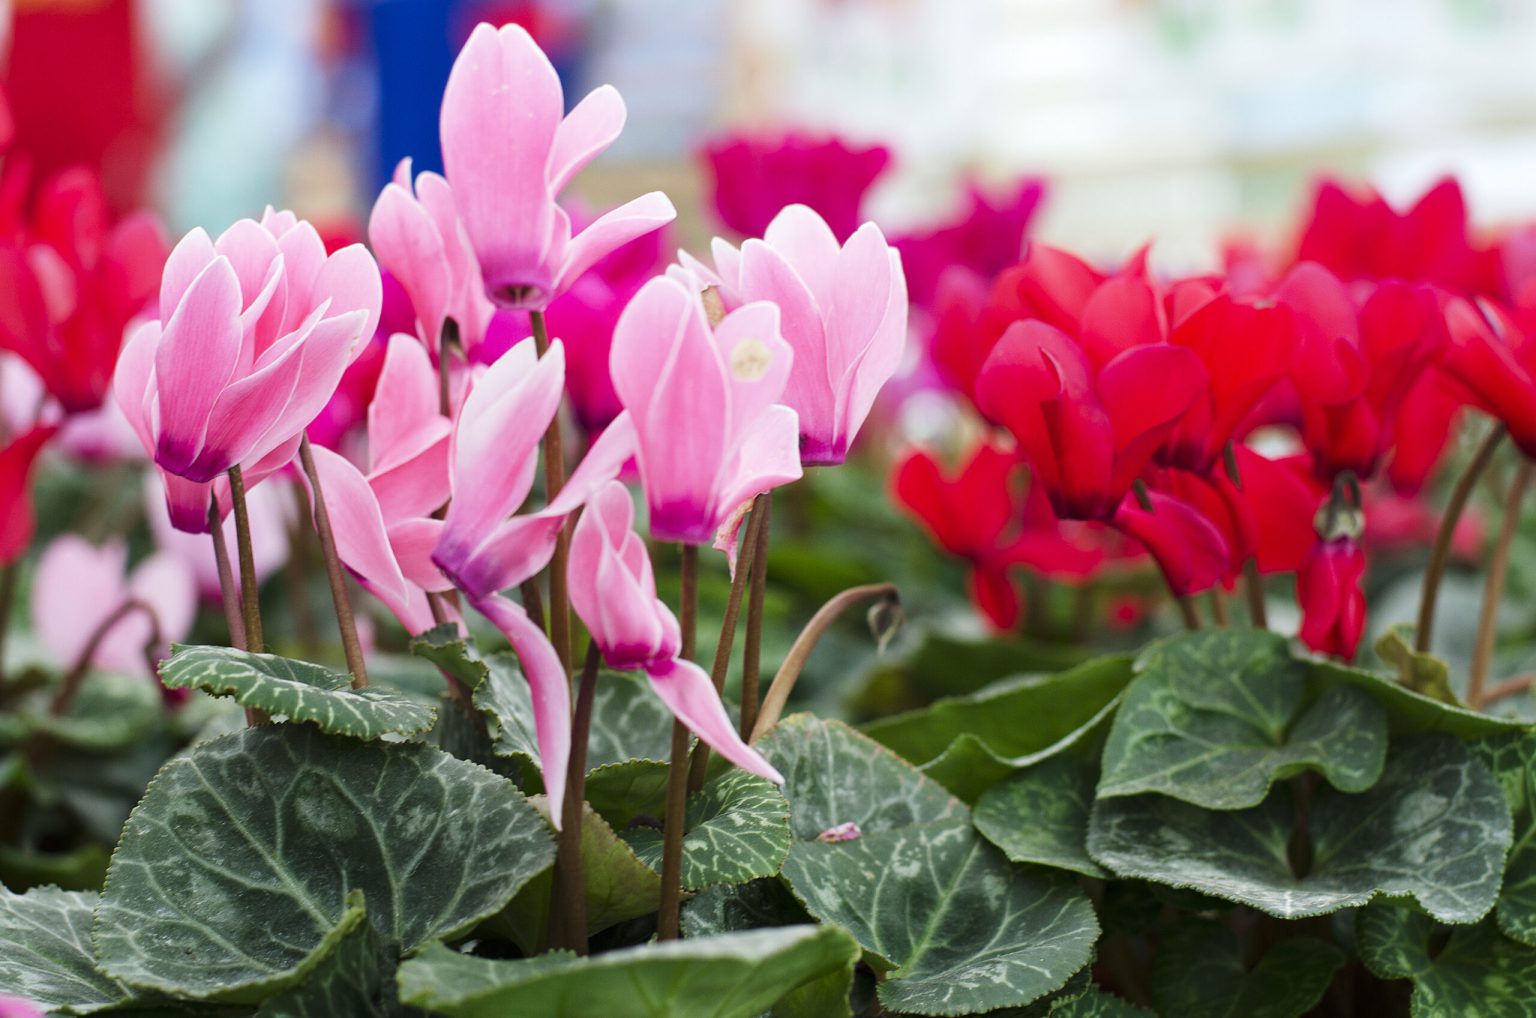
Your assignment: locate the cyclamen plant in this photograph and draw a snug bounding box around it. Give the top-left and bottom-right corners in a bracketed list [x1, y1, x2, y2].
[7, 22, 1536, 1018]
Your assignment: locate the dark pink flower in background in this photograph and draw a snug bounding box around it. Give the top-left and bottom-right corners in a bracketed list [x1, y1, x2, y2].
[701, 129, 892, 242]
[894, 176, 1046, 311]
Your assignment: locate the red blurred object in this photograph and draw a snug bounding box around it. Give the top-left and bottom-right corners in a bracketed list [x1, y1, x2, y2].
[5, 0, 165, 213]
[0, 425, 57, 565]
[701, 131, 892, 242]
[1296, 536, 1367, 660]
[0, 167, 167, 414]
[1294, 176, 1496, 297]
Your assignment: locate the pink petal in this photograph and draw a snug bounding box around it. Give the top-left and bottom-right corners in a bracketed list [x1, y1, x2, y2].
[305, 443, 414, 610]
[837, 246, 907, 456]
[548, 85, 626, 195]
[739, 243, 829, 434]
[239, 309, 371, 469]
[554, 191, 677, 299]
[370, 425, 451, 523]
[474, 592, 571, 828]
[369, 182, 451, 344]
[387, 517, 450, 593]
[112, 320, 158, 456]
[441, 23, 563, 308]
[314, 245, 384, 352]
[762, 204, 840, 311]
[369, 335, 442, 472]
[158, 227, 217, 313]
[717, 402, 804, 514]
[152, 256, 244, 475]
[644, 657, 784, 784]
[33, 535, 126, 669]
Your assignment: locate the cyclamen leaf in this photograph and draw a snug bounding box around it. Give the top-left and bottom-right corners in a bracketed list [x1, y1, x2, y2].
[1357, 900, 1536, 1017]
[974, 756, 1105, 878]
[0, 886, 137, 1014]
[1088, 735, 1512, 924]
[395, 926, 862, 1018]
[24, 672, 163, 752]
[1473, 731, 1536, 946]
[862, 654, 1134, 801]
[408, 625, 489, 692]
[94, 725, 555, 1003]
[159, 645, 435, 740]
[1151, 918, 1343, 1018]
[623, 771, 792, 891]
[1097, 630, 1387, 809]
[1048, 989, 1155, 1017]
[252, 892, 418, 1018]
[1306, 656, 1525, 737]
[761, 716, 1098, 1016]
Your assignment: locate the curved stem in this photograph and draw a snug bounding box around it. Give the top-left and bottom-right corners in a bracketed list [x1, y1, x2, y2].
[1484, 673, 1536, 706]
[1469, 460, 1531, 709]
[658, 545, 701, 941]
[530, 310, 572, 676]
[739, 492, 772, 739]
[50, 598, 161, 716]
[1417, 424, 1505, 653]
[750, 582, 899, 743]
[226, 465, 263, 654]
[688, 496, 767, 791]
[299, 436, 368, 688]
[552, 641, 601, 954]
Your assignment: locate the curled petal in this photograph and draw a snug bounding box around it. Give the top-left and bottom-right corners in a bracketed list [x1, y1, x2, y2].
[643, 657, 783, 784]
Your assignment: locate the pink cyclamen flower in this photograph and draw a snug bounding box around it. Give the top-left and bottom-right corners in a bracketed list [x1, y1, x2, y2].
[569, 481, 783, 784]
[680, 204, 908, 465]
[114, 209, 382, 531]
[369, 159, 496, 357]
[611, 275, 802, 545]
[305, 335, 454, 634]
[426, 339, 636, 827]
[440, 23, 675, 310]
[33, 534, 196, 678]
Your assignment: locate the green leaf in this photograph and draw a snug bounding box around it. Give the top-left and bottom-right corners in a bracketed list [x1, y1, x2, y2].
[1098, 631, 1387, 809]
[159, 645, 435, 740]
[623, 771, 791, 891]
[26, 672, 164, 751]
[0, 885, 136, 1014]
[679, 881, 843, 1018]
[760, 716, 1097, 1016]
[1376, 624, 1458, 705]
[1358, 900, 1536, 1017]
[862, 655, 1134, 801]
[1151, 917, 1343, 1018]
[1088, 735, 1512, 923]
[581, 760, 669, 829]
[94, 725, 555, 1003]
[762, 714, 967, 839]
[784, 821, 1098, 1015]
[1307, 656, 1525, 737]
[494, 796, 661, 953]
[974, 756, 1105, 877]
[1048, 989, 1155, 1017]
[1473, 731, 1536, 946]
[850, 628, 1092, 718]
[408, 624, 489, 692]
[0, 842, 111, 892]
[396, 926, 862, 1018]
[253, 891, 419, 1018]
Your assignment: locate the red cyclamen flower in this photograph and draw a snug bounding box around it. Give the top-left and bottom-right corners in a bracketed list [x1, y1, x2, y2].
[1296, 536, 1367, 660]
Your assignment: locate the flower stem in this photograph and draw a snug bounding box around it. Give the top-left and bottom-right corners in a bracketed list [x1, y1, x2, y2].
[750, 582, 899, 743]
[1243, 558, 1268, 629]
[1207, 589, 1229, 627]
[552, 641, 601, 954]
[1469, 460, 1530, 709]
[299, 436, 369, 688]
[1417, 424, 1505, 653]
[1175, 595, 1201, 631]
[530, 310, 572, 676]
[437, 318, 459, 418]
[739, 492, 773, 739]
[227, 466, 263, 654]
[285, 483, 322, 659]
[207, 496, 247, 651]
[1483, 673, 1536, 706]
[687, 495, 767, 792]
[50, 599, 160, 716]
[658, 544, 700, 942]
[0, 562, 16, 701]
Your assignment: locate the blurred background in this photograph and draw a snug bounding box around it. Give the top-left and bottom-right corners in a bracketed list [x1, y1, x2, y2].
[9, 0, 1536, 270]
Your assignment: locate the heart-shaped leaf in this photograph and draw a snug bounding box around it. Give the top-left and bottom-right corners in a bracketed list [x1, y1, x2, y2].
[974, 756, 1105, 877]
[1098, 631, 1387, 809]
[761, 716, 1097, 1016]
[395, 925, 861, 1018]
[862, 655, 1133, 801]
[94, 725, 554, 1003]
[623, 771, 791, 891]
[1088, 735, 1511, 923]
[1151, 917, 1343, 1018]
[159, 645, 435, 740]
[1358, 900, 1536, 1016]
[1473, 731, 1536, 946]
[0, 885, 137, 1014]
